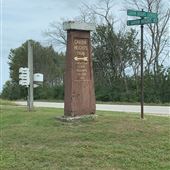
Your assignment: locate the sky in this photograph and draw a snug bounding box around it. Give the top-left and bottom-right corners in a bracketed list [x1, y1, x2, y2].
[0, 0, 125, 92]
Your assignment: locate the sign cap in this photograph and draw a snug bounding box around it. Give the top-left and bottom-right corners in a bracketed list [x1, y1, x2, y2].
[63, 21, 95, 31]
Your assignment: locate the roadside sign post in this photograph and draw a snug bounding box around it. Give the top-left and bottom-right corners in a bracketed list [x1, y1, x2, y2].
[140, 10, 144, 119]
[19, 42, 44, 111]
[127, 9, 158, 119]
[19, 42, 43, 111]
[18, 41, 34, 112]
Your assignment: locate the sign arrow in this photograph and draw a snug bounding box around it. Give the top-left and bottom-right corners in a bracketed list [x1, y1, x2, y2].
[74, 56, 88, 62]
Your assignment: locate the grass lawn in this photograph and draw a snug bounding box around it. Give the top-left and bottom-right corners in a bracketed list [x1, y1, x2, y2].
[0, 99, 17, 106]
[0, 104, 170, 170]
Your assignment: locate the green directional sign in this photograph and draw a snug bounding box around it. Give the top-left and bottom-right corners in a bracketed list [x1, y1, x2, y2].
[127, 19, 141, 26]
[146, 12, 158, 19]
[141, 17, 158, 24]
[127, 17, 158, 26]
[127, 9, 158, 19]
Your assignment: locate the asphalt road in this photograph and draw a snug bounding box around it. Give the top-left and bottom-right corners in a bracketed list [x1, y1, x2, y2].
[15, 101, 170, 116]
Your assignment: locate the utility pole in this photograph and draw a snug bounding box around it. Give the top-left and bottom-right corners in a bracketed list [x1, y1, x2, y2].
[28, 40, 34, 111]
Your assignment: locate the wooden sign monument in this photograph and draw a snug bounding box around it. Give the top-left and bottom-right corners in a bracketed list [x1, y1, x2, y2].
[63, 21, 96, 117]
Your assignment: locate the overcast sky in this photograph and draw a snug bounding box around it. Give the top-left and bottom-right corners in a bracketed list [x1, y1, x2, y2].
[0, 0, 125, 92]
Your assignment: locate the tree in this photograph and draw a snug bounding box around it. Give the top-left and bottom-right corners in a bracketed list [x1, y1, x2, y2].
[44, 21, 67, 50]
[43, 0, 170, 103]
[8, 40, 64, 87]
[2, 40, 65, 100]
[1, 80, 26, 100]
[92, 25, 141, 101]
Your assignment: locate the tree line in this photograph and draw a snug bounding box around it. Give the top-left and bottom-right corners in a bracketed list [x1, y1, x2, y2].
[1, 0, 170, 103]
[1, 41, 65, 100]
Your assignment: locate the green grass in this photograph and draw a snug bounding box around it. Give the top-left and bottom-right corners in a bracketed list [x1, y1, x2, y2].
[0, 99, 17, 106]
[0, 105, 170, 170]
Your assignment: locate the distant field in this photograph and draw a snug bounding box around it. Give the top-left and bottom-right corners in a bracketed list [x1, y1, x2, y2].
[0, 102, 170, 170]
[0, 99, 17, 106]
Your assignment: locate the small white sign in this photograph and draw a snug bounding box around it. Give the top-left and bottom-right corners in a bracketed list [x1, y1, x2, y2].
[19, 67, 30, 87]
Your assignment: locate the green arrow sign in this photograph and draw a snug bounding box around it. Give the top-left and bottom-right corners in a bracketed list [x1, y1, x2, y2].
[127, 9, 158, 19]
[127, 19, 141, 26]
